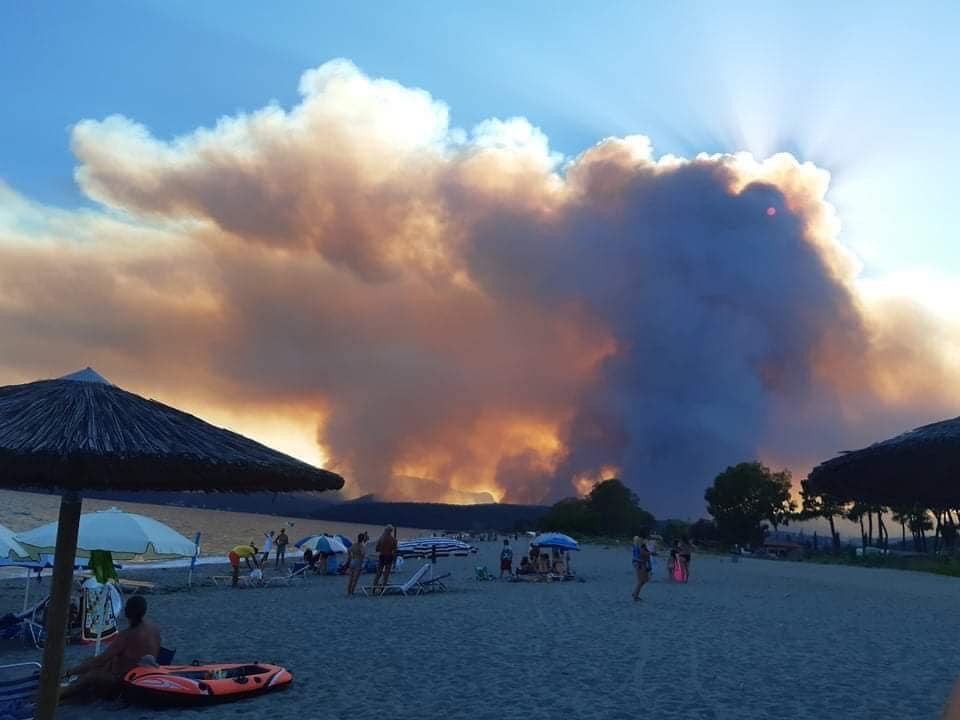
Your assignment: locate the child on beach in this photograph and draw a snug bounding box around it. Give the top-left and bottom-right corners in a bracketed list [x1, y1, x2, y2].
[500, 539, 514, 577]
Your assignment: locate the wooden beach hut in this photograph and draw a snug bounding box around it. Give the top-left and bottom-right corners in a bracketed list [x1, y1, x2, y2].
[0, 368, 344, 720]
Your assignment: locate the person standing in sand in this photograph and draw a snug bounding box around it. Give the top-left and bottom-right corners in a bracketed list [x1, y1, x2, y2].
[275, 529, 289, 568]
[373, 525, 398, 590]
[500, 539, 514, 577]
[632, 536, 651, 601]
[347, 531, 368, 595]
[261, 530, 274, 567]
[679, 537, 692, 581]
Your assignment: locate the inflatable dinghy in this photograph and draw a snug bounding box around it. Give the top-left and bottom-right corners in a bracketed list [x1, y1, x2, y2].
[123, 662, 292, 706]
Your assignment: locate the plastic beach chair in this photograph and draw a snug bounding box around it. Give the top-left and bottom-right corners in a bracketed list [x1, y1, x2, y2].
[360, 563, 431, 596]
[0, 662, 40, 720]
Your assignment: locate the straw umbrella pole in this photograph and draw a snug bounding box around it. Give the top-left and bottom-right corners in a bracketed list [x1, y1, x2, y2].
[0, 369, 343, 720]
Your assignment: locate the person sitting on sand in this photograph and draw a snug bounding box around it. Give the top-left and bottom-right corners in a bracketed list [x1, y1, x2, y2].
[303, 547, 317, 570]
[537, 552, 551, 574]
[373, 525, 398, 590]
[347, 532, 368, 595]
[60, 596, 160, 702]
[517, 557, 533, 575]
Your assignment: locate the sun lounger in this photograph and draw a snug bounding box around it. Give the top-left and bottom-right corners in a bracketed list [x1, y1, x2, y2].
[212, 575, 263, 587]
[360, 563, 430, 596]
[417, 572, 451, 593]
[78, 573, 156, 592]
[0, 662, 40, 720]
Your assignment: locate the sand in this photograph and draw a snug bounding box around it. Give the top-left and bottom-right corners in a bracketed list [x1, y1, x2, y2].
[2, 543, 957, 719]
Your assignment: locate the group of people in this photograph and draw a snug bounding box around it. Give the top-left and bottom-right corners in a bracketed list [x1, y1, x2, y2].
[231, 525, 402, 596]
[631, 536, 693, 601]
[227, 529, 290, 586]
[499, 539, 574, 578]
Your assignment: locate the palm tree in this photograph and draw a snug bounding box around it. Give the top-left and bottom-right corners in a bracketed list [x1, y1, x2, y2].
[891, 507, 910, 549]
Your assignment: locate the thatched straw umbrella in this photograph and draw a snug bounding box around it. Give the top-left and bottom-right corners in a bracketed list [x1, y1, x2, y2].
[807, 415, 960, 507]
[0, 368, 343, 720]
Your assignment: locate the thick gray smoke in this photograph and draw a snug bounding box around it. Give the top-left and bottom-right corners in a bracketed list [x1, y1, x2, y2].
[0, 60, 957, 514]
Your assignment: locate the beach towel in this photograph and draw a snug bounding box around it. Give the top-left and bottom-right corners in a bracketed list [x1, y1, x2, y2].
[80, 578, 122, 644]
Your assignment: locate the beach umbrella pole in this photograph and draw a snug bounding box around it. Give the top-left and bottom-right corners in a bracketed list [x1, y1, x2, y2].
[22, 568, 30, 612]
[36, 491, 83, 720]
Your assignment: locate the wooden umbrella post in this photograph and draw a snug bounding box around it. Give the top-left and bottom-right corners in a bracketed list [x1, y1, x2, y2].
[36, 491, 83, 720]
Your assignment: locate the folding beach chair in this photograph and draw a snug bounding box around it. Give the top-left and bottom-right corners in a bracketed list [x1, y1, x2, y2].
[474, 565, 496, 581]
[0, 596, 48, 648]
[0, 662, 40, 720]
[360, 563, 431, 596]
[417, 572, 451, 593]
[158, 646, 176, 665]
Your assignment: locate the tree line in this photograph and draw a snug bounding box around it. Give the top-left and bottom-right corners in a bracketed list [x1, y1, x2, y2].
[537, 462, 958, 554]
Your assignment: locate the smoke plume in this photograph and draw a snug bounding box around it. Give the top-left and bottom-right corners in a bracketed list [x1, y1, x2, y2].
[1, 60, 958, 514]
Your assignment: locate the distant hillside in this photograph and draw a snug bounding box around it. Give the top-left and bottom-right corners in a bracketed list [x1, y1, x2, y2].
[19, 489, 547, 532]
[309, 500, 549, 532]
[23, 489, 341, 517]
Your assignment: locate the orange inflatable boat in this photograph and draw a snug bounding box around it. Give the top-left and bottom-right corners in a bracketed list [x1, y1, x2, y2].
[123, 663, 292, 706]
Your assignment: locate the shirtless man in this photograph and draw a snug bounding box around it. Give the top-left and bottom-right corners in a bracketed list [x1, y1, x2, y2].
[373, 525, 398, 591]
[60, 595, 160, 702]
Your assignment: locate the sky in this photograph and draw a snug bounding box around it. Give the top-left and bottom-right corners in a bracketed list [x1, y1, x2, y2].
[1, 2, 959, 515]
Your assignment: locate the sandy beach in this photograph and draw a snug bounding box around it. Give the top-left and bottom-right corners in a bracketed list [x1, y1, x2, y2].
[2, 539, 957, 719]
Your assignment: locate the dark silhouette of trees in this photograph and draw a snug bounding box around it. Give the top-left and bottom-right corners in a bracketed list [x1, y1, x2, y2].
[705, 462, 795, 546]
[538, 478, 655, 537]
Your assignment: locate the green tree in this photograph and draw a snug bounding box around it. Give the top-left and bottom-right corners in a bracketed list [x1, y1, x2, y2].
[705, 461, 795, 547]
[688, 518, 718, 544]
[663, 519, 691, 543]
[538, 478, 655, 538]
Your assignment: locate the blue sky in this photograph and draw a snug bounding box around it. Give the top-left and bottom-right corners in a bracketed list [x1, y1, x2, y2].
[2, 1, 958, 280]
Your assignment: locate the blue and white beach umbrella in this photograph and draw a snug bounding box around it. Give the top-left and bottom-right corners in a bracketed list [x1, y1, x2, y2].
[397, 537, 477, 558]
[299, 534, 348, 554]
[531, 532, 580, 551]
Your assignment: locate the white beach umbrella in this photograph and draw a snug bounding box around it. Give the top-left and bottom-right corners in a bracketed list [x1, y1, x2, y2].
[0, 522, 27, 559]
[15, 507, 197, 561]
[299, 534, 348, 554]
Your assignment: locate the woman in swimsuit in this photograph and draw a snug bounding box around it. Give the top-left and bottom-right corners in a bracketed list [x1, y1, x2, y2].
[632, 536, 651, 601]
[61, 596, 160, 702]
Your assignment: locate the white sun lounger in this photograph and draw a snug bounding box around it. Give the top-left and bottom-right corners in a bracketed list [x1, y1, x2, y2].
[360, 563, 430, 596]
